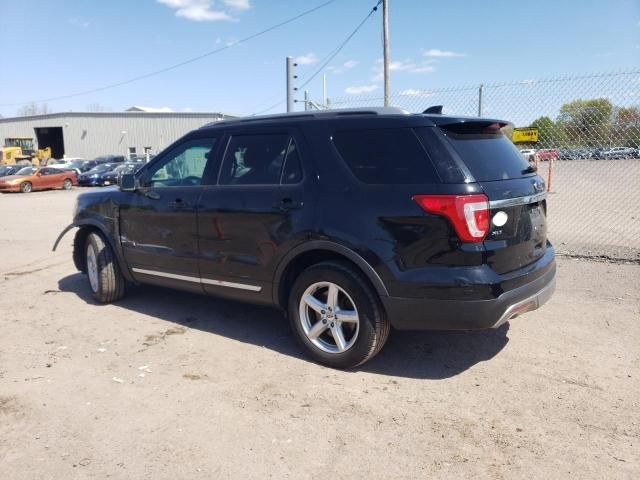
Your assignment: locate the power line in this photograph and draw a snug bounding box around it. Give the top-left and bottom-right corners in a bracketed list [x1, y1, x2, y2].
[297, 0, 382, 90]
[0, 0, 339, 107]
[250, 0, 382, 116]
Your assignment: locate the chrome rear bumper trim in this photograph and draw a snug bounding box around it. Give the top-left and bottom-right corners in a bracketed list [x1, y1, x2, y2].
[492, 275, 556, 328]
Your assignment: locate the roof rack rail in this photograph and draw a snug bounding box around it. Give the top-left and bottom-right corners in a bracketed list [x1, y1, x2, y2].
[201, 107, 409, 128]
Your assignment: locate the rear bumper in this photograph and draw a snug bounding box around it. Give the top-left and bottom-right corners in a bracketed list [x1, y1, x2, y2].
[382, 260, 556, 330]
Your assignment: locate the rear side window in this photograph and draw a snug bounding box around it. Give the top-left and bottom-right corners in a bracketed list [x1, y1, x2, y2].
[438, 123, 534, 182]
[219, 134, 291, 185]
[332, 128, 440, 184]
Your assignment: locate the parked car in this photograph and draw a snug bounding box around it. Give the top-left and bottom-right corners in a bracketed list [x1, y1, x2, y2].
[536, 149, 560, 161]
[95, 155, 126, 165]
[602, 146, 636, 159]
[101, 162, 144, 186]
[49, 157, 86, 170]
[0, 164, 28, 177]
[64, 159, 99, 175]
[77, 163, 117, 186]
[0, 166, 77, 193]
[519, 148, 536, 160]
[54, 108, 556, 368]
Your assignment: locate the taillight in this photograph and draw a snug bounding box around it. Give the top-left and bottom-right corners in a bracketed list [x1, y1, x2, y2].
[412, 194, 489, 242]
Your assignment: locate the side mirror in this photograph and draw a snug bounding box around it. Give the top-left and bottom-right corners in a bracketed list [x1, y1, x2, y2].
[120, 173, 137, 191]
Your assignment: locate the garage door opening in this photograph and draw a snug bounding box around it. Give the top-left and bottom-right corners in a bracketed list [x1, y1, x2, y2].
[35, 127, 64, 158]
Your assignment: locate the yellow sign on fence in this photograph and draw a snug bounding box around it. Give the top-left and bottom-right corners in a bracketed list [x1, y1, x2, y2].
[512, 128, 539, 143]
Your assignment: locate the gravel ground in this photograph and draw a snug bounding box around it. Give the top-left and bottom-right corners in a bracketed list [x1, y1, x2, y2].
[1, 188, 639, 479]
[540, 159, 640, 261]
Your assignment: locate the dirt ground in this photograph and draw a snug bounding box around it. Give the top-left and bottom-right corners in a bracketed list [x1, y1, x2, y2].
[1, 188, 639, 479]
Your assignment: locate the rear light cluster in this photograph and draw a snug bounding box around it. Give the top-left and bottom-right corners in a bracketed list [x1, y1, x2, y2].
[413, 194, 490, 242]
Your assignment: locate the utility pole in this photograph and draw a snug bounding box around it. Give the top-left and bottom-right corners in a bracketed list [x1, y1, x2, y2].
[304, 90, 309, 112]
[323, 73, 327, 108]
[382, 0, 390, 107]
[286, 56, 295, 112]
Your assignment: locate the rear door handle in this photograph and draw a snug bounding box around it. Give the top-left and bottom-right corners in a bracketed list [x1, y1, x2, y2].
[273, 198, 303, 212]
[169, 198, 189, 209]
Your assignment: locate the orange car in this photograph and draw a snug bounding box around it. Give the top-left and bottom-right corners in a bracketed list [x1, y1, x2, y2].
[0, 166, 78, 193]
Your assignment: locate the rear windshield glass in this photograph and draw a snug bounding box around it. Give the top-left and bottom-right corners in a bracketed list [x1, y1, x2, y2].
[439, 123, 535, 181]
[332, 128, 440, 184]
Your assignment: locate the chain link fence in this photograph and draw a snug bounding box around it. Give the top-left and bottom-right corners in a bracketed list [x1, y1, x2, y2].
[320, 70, 640, 261]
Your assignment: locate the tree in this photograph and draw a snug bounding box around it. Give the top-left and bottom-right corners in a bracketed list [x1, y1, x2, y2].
[16, 102, 49, 116]
[613, 106, 640, 147]
[557, 98, 613, 147]
[86, 103, 111, 112]
[530, 116, 566, 148]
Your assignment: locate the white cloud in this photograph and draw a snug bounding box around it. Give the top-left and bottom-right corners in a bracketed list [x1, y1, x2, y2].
[371, 58, 435, 81]
[222, 0, 251, 10]
[157, 0, 234, 22]
[68, 17, 90, 28]
[399, 89, 433, 97]
[411, 65, 435, 73]
[295, 52, 319, 65]
[327, 59, 359, 74]
[345, 84, 378, 94]
[423, 48, 466, 58]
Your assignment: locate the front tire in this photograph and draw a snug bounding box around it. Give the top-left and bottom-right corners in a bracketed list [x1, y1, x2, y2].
[62, 178, 73, 190]
[85, 232, 125, 303]
[20, 182, 32, 193]
[288, 261, 390, 369]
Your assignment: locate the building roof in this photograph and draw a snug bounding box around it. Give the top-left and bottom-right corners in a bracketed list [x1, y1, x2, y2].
[126, 105, 173, 113]
[0, 111, 238, 123]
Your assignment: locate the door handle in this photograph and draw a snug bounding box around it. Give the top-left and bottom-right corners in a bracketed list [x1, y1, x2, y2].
[169, 198, 189, 209]
[273, 198, 303, 212]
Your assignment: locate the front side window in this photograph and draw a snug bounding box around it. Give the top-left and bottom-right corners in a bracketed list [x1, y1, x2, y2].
[145, 138, 216, 187]
[219, 134, 294, 185]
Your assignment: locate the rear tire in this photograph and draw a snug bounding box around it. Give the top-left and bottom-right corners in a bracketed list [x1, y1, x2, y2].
[62, 178, 73, 190]
[288, 261, 390, 369]
[85, 232, 125, 303]
[20, 182, 32, 193]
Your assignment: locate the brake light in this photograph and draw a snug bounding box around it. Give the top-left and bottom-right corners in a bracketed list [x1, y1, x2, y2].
[412, 194, 490, 242]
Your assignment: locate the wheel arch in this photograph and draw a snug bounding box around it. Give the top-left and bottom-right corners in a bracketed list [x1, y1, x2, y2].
[72, 221, 134, 282]
[273, 241, 389, 309]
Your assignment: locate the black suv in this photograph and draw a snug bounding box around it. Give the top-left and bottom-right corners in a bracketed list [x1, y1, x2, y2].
[54, 108, 555, 368]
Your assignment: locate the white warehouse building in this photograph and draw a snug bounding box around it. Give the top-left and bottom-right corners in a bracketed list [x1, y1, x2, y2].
[0, 109, 236, 159]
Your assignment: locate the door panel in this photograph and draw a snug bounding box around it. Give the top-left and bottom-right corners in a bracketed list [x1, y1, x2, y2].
[197, 128, 316, 303]
[119, 135, 218, 292]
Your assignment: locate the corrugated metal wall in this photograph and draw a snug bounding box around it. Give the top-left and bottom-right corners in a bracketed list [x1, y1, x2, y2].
[0, 112, 233, 159]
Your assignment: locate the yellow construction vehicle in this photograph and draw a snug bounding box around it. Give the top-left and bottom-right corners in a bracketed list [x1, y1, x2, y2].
[0, 137, 52, 165]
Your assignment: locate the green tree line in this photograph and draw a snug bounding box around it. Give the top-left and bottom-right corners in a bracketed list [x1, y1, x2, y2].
[519, 98, 640, 149]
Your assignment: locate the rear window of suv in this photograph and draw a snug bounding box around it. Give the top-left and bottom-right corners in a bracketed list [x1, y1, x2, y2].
[332, 128, 440, 184]
[436, 122, 535, 182]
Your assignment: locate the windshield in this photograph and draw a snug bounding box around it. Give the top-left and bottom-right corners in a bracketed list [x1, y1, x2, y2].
[5, 138, 34, 150]
[16, 167, 34, 175]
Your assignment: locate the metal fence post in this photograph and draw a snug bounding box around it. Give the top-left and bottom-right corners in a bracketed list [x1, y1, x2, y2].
[478, 83, 484, 117]
[286, 56, 294, 113]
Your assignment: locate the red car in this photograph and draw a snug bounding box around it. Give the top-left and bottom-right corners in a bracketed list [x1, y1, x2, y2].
[536, 149, 560, 161]
[0, 166, 78, 193]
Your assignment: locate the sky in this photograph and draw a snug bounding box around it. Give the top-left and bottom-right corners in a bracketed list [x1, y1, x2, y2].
[1, 0, 639, 119]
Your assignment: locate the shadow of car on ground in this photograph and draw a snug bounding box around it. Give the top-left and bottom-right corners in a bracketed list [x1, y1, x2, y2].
[58, 272, 510, 380]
